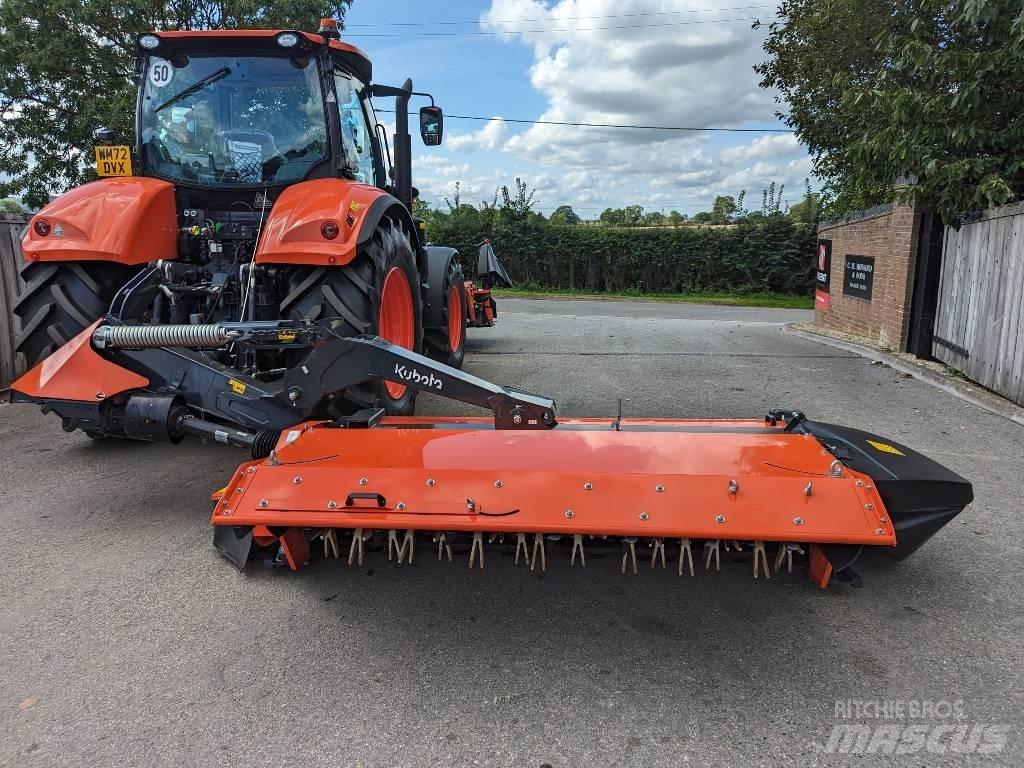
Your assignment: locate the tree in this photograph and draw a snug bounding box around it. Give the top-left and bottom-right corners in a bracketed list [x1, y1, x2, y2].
[756, 0, 1024, 222]
[667, 210, 687, 226]
[710, 195, 737, 224]
[0, 198, 24, 213]
[641, 211, 664, 226]
[788, 178, 821, 225]
[599, 207, 625, 226]
[691, 211, 713, 224]
[0, 0, 353, 207]
[498, 177, 536, 221]
[549, 205, 581, 225]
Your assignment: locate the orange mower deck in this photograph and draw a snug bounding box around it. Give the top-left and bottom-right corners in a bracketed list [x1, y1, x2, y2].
[212, 417, 896, 559]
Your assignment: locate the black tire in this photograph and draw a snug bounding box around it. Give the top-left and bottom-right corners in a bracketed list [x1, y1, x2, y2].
[13, 260, 139, 368]
[424, 258, 467, 369]
[280, 217, 423, 416]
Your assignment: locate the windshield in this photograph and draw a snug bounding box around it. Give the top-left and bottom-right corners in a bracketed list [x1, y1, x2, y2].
[140, 54, 328, 186]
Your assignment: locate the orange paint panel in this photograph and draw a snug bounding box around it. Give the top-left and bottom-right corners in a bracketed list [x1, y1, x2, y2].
[23, 178, 177, 264]
[12, 320, 149, 401]
[210, 419, 897, 548]
[254, 179, 387, 267]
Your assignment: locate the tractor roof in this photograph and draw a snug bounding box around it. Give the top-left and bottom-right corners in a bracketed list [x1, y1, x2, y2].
[141, 30, 372, 83]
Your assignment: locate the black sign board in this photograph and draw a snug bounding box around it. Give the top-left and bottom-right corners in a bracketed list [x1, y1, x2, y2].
[843, 255, 875, 300]
[816, 239, 831, 292]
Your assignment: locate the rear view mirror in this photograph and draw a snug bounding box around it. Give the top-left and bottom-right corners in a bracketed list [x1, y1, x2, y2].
[419, 106, 443, 146]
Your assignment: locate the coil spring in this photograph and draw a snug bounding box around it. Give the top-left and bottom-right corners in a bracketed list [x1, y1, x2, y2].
[93, 324, 236, 349]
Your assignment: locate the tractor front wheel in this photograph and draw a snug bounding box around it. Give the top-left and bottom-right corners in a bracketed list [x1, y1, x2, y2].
[424, 257, 466, 369]
[280, 217, 423, 416]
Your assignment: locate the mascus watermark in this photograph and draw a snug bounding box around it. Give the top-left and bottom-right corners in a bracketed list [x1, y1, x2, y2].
[817, 700, 1011, 756]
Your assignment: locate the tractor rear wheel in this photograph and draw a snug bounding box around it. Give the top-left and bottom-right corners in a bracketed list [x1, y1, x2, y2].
[424, 258, 466, 369]
[280, 217, 422, 416]
[13, 260, 139, 368]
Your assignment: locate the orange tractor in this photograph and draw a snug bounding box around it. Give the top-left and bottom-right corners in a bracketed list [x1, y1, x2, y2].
[10, 23, 972, 588]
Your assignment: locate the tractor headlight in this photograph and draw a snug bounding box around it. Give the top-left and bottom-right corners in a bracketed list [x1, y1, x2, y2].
[139, 34, 161, 50]
[276, 32, 300, 48]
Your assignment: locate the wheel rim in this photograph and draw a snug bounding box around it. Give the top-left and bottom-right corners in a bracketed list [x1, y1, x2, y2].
[447, 281, 463, 353]
[378, 266, 415, 400]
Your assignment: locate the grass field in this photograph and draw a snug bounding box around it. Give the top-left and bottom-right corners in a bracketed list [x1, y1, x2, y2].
[491, 286, 814, 309]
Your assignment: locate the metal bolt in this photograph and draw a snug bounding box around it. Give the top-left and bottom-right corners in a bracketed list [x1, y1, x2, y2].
[874, 528, 884, 535]
[288, 389, 301, 402]
[655, 484, 665, 493]
[583, 482, 593, 491]
[565, 509, 575, 518]
[512, 413, 523, 425]
[865, 503, 874, 511]
[236, 487, 242, 494]
[793, 516, 804, 526]
[293, 476, 302, 485]
[803, 481, 813, 497]
[223, 509, 232, 516]
[494, 480, 503, 488]
[359, 477, 368, 486]
[855, 480, 865, 487]
[715, 514, 726, 524]
[327, 500, 337, 509]
[95, 392, 105, 400]
[467, 497, 476, 512]
[259, 499, 269, 508]
[396, 502, 406, 511]
[267, 450, 280, 466]
[426, 478, 436, 487]
[829, 460, 844, 477]
[639, 512, 649, 521]
[728, 480, 739, 495]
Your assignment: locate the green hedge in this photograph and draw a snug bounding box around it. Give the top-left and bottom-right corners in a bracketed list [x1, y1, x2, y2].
[424, 217, 817, 295]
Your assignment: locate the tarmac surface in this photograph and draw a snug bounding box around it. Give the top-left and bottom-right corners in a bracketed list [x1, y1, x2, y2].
[1, 298, 1021, 767]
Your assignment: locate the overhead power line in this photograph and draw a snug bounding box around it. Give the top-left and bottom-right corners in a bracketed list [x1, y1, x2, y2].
[344, 5, 775, 27]
[376, 110, 794, 134]
[346, 16, 762, 37]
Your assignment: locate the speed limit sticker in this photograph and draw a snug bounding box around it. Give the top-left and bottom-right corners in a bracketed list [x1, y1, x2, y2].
[148, 60, 174, 88]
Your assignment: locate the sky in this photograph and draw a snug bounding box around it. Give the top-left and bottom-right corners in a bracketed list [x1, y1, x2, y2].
[342, 0, 816, 218]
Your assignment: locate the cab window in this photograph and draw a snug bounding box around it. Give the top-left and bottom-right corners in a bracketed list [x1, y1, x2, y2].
[334, 73, 377, 185]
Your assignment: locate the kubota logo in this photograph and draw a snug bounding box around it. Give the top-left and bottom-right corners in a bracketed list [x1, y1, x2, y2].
[393, 364, 443, 390]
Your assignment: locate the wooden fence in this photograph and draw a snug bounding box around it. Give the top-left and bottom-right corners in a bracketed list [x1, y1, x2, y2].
[933, 202, 1024, 406]
[0, 214, 28, 390]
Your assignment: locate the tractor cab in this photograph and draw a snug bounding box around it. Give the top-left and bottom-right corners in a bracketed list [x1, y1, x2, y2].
[125, 22, 438, 212]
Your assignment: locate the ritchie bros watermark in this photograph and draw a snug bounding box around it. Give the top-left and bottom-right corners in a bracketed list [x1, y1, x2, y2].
[816, 699, 1011, 756]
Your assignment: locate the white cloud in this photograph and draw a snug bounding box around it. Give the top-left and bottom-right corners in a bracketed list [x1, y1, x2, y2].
[446, 117, 508, 151]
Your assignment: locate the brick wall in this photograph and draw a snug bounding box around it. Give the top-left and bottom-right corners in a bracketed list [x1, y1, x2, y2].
[815, 201, 923, 351]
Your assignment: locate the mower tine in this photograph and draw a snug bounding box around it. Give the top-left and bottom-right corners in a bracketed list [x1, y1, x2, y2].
[469, 530, 484, 569]
[753, 540, 770, 579]
[725, 540, 744, 553]
[650, 537, 666, 569]
[703, 540, 721, 571]
[387, 529, 400, 561]
[621, 537, 638, 575]
[397, 530, 415, 564]
[348, 528, 369, 567]
[514, 532, 529, 565]
[530, 532, 546, 573]
[678, 538, 694, 576]
[433, 532, 453, 562]
[570, 534, 586, 566]
[322, 529, 339, 559]
[775, 543, 805, 573]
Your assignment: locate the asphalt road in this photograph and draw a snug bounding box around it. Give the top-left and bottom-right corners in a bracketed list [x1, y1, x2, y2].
[2, 298, 1021, 768]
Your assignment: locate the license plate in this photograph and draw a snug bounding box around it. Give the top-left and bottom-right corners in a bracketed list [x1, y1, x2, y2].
[95, 145, 133, 177]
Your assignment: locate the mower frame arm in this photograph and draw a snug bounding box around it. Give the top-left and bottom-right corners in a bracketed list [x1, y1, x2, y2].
[95, 320, 557, 432]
